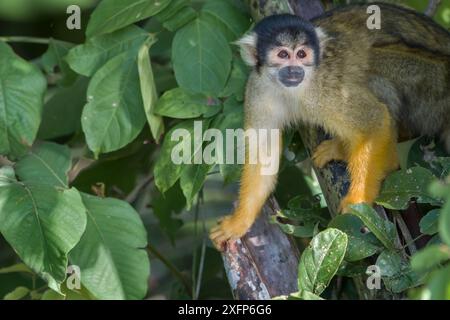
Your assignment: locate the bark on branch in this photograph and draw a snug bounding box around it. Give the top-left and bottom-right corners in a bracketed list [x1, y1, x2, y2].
[221, 197, 300, 299]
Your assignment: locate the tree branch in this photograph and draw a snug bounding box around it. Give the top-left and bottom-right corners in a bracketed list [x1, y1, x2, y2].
[221, 197, 300, 299]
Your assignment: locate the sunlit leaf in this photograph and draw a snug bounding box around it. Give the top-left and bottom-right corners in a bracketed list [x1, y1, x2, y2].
[86, 0, 170, 37]
[0, 42, 46, 158]
[69, 193, 149, 300]
[172, 15, 232, 95]
[298, 228, 347, 295]
[81, 53, 146, 156]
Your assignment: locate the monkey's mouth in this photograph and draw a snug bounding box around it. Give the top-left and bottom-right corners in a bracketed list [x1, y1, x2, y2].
[280, 78, 303, 87]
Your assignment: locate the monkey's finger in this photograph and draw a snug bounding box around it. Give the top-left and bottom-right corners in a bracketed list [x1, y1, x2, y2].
[209, 230, 228, 251]
[210, 227, 233, 243]
[312, 154, 327, 168]
[209, 227, 228, 242]
[212, 239, 226, 251]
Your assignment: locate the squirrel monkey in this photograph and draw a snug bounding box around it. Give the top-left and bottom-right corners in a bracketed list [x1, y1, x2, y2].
[210, 3, 450, 250]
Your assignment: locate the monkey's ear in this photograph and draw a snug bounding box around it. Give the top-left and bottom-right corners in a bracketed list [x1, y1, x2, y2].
[235, 33, 257, 67]
[315, 27, 330, 58]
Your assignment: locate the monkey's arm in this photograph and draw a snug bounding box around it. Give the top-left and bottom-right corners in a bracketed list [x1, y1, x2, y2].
[210, 160, 279, 249]
[210, 89, 282, 249]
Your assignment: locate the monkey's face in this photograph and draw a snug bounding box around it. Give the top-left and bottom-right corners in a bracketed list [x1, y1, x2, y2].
[236, 14, 321, 90]
[267, 45, 315, 88]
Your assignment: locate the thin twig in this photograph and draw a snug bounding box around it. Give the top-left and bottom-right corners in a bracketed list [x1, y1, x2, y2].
[191, 189, 207, 300]
[425, 0, 441, 17]
[194, 190, 207, 299]
[0, 36, 51, 44]
[146, 243, 192, 297]
[394, 214, 417, 255]
[125, 175, 154, 203]
[68, 158, 95, 184]
[399, 234, 427, 252]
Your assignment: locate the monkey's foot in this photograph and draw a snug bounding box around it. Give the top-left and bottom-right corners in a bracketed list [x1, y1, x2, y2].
[312, 139, 345, 168]
[209, 216, 250, 251]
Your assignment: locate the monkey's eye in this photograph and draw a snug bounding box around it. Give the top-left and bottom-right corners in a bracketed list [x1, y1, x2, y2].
[277, 50, 289, 59]
[297, 50, 307, 59]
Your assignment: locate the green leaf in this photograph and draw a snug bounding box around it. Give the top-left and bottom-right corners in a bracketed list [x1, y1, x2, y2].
[37, 77, 89, 140]
[3, 287, 29, 300]
[285, 195, 331, 226]
[66, 25, 149, 77]
[411, 244, 450, 272]
[154, 121, 189, 193]
[86, 0, 171, 37]
[155, 0, 189, 22]
[376, 250, 405, 277]
[202, 0, 251, 41]
[138, 36, 164, 143]
[270, 216, 316, 238]
[155, 88, 221, 119]
[407, 136, 449, 178]
[172, 15, 232, 95]
[180, 163, 212, 209]
[383, 251, 424, 290]
[349, 204, 397, 250]
[290, 290, 324, 300]
[419, 209, 440, 235]
[81, 53, 146, 156]
[419, 265, 450, 300]
[0, 182, 86, 290]
[41, 289, 65, 300]
[329, 215, 382, 262]
[336, 260, 368, 277]
[219, 58, 249, 100]
[41, 284, 91, 300]
[69, 193, 149, 300]
[274, 290, 324, 300]
[376, 250, 421, 293]
[0, 42, 47, 158]
[376, 167, 440, 210]
[429, 180, 450, 246]
[440, 202, 450, 247]
[15, 142, 71, 188]
[436, 157, 450, 178]
[162, 7, 197, 32]
[211, 104, 244, 183]
[298, 228, 348, 295]
[40, 39, 76, 86]
[155, 119, 211, 194]
[0, 166, 15, 186]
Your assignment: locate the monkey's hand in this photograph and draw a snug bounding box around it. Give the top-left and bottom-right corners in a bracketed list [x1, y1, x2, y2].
[209, 215, 251, 251]
[312, 139, 346, 168]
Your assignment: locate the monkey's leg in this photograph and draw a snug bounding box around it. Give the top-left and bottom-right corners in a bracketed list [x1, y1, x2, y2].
[340, 117, 399, 213]
[210, 163, 278, 250]
[312, 138, 347, 168]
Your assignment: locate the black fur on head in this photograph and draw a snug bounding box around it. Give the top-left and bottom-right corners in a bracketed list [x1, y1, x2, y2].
[252, 14, 320, 71]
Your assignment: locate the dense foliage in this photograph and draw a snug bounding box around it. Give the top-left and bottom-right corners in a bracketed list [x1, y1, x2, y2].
[0, 0, 449, 300]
